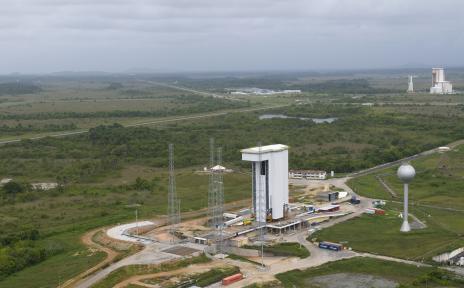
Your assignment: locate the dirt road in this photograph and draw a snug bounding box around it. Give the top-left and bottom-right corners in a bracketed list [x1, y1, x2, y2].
[61, 228, 119, 288]
[113, 260, 223, 288]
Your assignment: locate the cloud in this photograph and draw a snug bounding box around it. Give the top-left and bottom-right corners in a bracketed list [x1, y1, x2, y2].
[0, 0, 463, 73]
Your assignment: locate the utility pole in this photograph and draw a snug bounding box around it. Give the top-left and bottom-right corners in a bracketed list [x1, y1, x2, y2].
[135, 208, 138, 235]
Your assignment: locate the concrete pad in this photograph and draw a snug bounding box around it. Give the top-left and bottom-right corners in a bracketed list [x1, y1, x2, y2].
[106, 221, 154, 243]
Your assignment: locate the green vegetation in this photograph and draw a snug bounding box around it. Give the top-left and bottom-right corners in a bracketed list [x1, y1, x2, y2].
[315, 144, 464, 261]
[0, 95, 248, 121]
[193, 266, 240, 287]
[2, 101, 464, 285]
[275, 257, 464, 288]
[0, 230, 52, 281]
[1, 72, 464, 286]
[311, 210, 464, 260]
[0, 169, 249, 287]
[349, 145, 464, 209]
[0, 230, 106, 288]
[312, 204, 464, 260]
[91, 254, 210, 288]
[245, 242, 310, 259]
[0, 82, 41, 96]
[244, 282, 282, 288]
[227, 253, 263, 266]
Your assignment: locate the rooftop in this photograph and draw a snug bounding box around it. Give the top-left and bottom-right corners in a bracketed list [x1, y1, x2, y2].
[241, 144, 288, 154]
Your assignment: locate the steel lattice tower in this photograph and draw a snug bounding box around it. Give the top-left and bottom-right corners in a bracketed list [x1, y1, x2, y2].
[168, 144, 180, 236]
[207, 138, 215, 228]
[215, 147, 225, 253]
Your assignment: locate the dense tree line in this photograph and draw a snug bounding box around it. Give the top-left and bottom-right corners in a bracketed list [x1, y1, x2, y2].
[0, 229, 63, 281]
[0, 82, 41, 96]
[292, 79, 399, 94]
[0, 123, 77, 134]
[1, 104, 463, 184]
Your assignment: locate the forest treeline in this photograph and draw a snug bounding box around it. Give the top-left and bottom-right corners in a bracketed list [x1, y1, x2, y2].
[1, 104, 463, 183]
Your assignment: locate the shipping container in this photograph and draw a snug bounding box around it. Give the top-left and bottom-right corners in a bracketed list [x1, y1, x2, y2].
[318, 241, 343, 251]
[222, 273, 243, 285]
[328, 192, 339, 202]
[374, 208, 385, 215]
[350, 196, 361, 204]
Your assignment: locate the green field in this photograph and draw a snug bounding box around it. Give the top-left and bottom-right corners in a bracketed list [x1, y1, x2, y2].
[245, 242, 310, 259]
[274, 257, 464, 288]
[349, 146, 464, 209]
[91, 254, 211, 288]
[1, 71, 464, 286]
[0, 169, 250, 287]
[312, 205, 464, 260]
[314, 146, 464, 260]
[0, 230, 106, 288]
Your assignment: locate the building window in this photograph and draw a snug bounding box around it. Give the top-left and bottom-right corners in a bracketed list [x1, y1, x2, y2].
[260, 161, 267, 175]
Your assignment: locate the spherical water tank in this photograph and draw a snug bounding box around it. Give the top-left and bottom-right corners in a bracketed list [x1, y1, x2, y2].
[397, 163, 415, 183]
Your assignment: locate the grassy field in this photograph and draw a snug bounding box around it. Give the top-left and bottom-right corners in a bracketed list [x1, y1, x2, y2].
[0, 169, 250, 287]
[91, 254, 211, 288]
[312, 144, 464, 261]
[274, 257, 464, 288]
[0, 77, 253, 139]
[312, 205, 464, 260]
[1, 71, 464, 286]
[349, 144, 464, 209]
[0, 230, 106, 288]
[243, 242, 310, 259]
[227, 254, 263, 266]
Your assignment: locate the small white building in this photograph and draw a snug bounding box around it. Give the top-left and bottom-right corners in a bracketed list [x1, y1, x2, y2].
[0, 178, 12, 186]
[241, 144, 289, 222]
[31, 182, 58, 190]
[289, 170, 327, 180]
[438, 146, 451, 153]
[430, 68, 453, 94]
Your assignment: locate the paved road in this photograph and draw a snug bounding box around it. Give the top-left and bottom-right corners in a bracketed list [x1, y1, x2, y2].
[139, 80, 231, 100]
[0, 104, 289, 146]
[74, 243, 179, 288]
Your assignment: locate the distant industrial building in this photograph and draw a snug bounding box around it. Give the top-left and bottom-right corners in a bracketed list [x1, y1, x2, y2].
[289, 170, 327, 180]
[241, 144, 289, 222]
[430, 68, 453, 94]
[230, 88, 301, 95]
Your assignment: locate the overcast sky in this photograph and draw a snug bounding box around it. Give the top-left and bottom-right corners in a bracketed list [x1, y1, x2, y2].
[1, 0, 463, 73]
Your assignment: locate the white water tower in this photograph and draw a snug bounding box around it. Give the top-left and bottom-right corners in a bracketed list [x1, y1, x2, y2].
[397, 163, 416, 232]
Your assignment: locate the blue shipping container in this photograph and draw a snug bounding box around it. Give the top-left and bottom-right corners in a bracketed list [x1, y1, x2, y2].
[319, 241, 342, 251]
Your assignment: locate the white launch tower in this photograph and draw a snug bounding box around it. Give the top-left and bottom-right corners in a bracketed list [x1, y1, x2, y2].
[241, 144, 289, 223]
[430, 68, 453, 94]
[407, 75, 414, 93]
